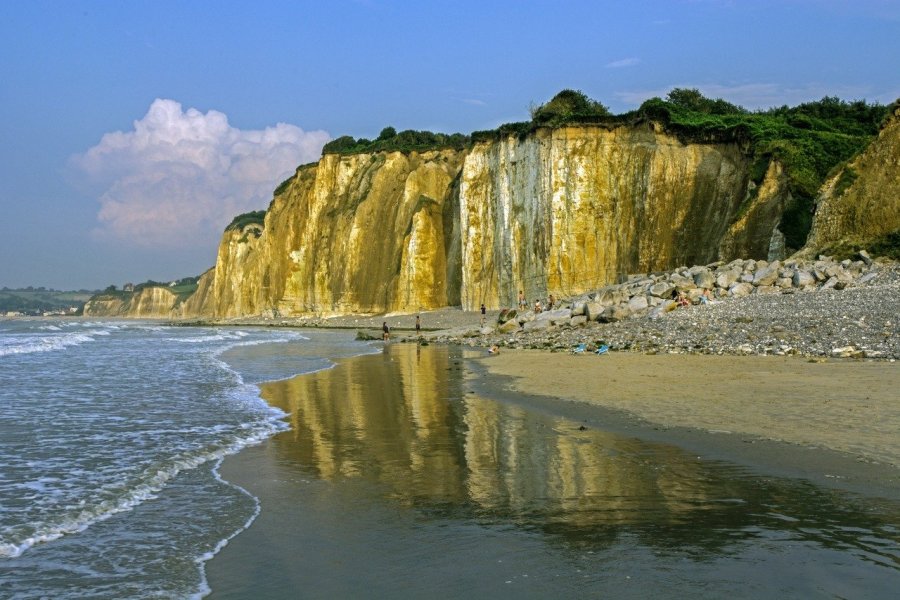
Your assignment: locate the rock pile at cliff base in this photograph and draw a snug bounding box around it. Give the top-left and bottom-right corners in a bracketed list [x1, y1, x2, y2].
[413, 253, 900, 360]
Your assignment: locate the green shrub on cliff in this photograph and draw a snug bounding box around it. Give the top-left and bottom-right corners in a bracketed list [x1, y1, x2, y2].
[322, 129, 470, 155]
[530, 89, 612, 126]
[225, 210, 266, 232]
[634, 92, 887, 249]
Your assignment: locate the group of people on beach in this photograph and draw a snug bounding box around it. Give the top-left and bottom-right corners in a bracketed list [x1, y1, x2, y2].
[518, 290, 555, 314]
[673, 288, 717, 307]
[383, 314, 422, 341]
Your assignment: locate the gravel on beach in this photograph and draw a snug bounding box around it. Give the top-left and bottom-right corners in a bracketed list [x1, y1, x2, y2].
[422, 262, 900, 360]
[202, 262, 900, 361]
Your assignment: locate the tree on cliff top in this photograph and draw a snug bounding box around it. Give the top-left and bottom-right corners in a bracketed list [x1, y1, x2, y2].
[530, 89, 611, 126]
[665, 88, 745, 115]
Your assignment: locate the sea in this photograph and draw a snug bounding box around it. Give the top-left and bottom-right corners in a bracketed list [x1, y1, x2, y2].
[0, 318, 373, 598]
[2, 319, 899, 599]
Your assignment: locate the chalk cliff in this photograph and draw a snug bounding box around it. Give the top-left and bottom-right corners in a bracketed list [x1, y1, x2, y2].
[88, 110, 900, 319]
[802, 102, 900, 257]
[187, 123, 787, 317]
[458, 125, 787, 309]
[83, 286, 184, 318]
[191, 150, 466, 318]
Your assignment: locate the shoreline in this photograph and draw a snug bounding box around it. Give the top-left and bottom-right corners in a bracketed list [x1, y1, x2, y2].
[205, 340, 900, 597]
[169, 261, 900, 362]
[467, 349, 900, 496]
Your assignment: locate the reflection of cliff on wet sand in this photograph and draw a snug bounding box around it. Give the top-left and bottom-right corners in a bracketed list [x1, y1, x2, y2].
[260, 343, 900, 560]
[261, 343, 726, 526]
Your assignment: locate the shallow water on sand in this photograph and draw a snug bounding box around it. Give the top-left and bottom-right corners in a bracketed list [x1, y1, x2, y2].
[208, 343, 900, 599]
[0, 320, 372, 598]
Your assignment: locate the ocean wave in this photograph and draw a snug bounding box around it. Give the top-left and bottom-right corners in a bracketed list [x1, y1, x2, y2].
[0, 417, 287, 559]
[191, 457, 263, 600]
[166, 332, 247, 344]
[0, 332, 98, 357]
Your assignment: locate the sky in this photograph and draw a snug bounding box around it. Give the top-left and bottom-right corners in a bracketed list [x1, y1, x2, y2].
[0, 0, 897, 290]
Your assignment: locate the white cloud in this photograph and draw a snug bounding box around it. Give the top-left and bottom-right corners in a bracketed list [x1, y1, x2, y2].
[605, 57, 641, 69]
[72, 99, 330, 247]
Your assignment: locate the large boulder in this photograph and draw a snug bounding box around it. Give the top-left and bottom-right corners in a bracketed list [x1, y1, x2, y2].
[498, 309, 518, 324]
[599, 304, 633, 323]
[670, 274, 694, 290]
[627, 295, 649, 312]
[584, 301, 605, 321]
[523, 319, 551, 332]
[693, 270, 716, 289]
[792, 270, 816, 288]
[649, 281, 675, 298]
[535, 308, 573, 324]
[728, 282, 754, 297]
[715, 269, 740, 289]
[497, 319, 521, 334]
[596, 287, 630, 306]
[752, 266, 779, 286]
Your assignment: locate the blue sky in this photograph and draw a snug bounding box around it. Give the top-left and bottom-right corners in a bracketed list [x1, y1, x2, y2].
[1, 0, 897, 290]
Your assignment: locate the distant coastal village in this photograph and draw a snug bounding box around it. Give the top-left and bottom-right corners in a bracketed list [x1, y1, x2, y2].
[1, 287, 91, 317]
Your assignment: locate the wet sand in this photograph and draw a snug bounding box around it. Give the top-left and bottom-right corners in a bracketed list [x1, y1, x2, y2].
[477, 351, 900, 470]
[207, 344, 900, 598]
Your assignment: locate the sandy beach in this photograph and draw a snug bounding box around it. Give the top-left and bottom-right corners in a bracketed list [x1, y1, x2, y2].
[477, 351, 900, 471]
[206, 341, 900, 598]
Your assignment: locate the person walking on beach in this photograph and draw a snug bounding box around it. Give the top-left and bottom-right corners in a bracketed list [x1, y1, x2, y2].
[480, 303, 486, 326]
[518, 290, 526, 309]
[382, 321, 390, 341]
[415, 315, 421, 335]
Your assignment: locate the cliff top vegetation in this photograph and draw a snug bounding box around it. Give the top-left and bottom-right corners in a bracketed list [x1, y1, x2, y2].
[312, 88, 889, 250]
[321, 127, 470, 156]
[94, 276, 200, 301]
[470, 88, 888, 250]
[225, 210, 266, 232]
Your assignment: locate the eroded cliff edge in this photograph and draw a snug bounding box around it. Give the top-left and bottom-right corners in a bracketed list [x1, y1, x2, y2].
[86, 100, 898, 319]
[181, 123, 790, 318]
[802, 103, 900, 257]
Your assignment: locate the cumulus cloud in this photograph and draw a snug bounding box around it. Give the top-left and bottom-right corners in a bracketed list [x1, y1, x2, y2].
[72, 99, 330, 247]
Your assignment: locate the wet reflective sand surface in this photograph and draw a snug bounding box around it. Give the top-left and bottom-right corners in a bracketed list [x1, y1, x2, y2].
[208, 343, 900, 599]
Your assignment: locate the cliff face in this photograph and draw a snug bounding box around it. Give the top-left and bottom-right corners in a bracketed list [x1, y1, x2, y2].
[185, 123, 797, 317]
[92, 123, 817, 319]
[83, 286, 182, 318]
[802, 104, 900, 256]
[458, 125, 784, 308]
[196, 150, 466, 318]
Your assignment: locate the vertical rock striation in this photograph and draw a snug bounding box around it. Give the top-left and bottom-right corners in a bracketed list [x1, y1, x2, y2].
[802, 103, 900, 257]
[91, 114, 900, 320]
[197, 149, 466, 318]
[459, 126, 768, 309]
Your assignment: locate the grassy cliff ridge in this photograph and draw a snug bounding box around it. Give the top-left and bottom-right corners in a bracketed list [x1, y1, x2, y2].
[321, 89, 887, 253]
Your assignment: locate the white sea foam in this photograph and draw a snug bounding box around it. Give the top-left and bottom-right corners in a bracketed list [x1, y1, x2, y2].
[0, 415, 286, 559]
[0, 332, 98, 357]
[191, 456, 264, 600]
